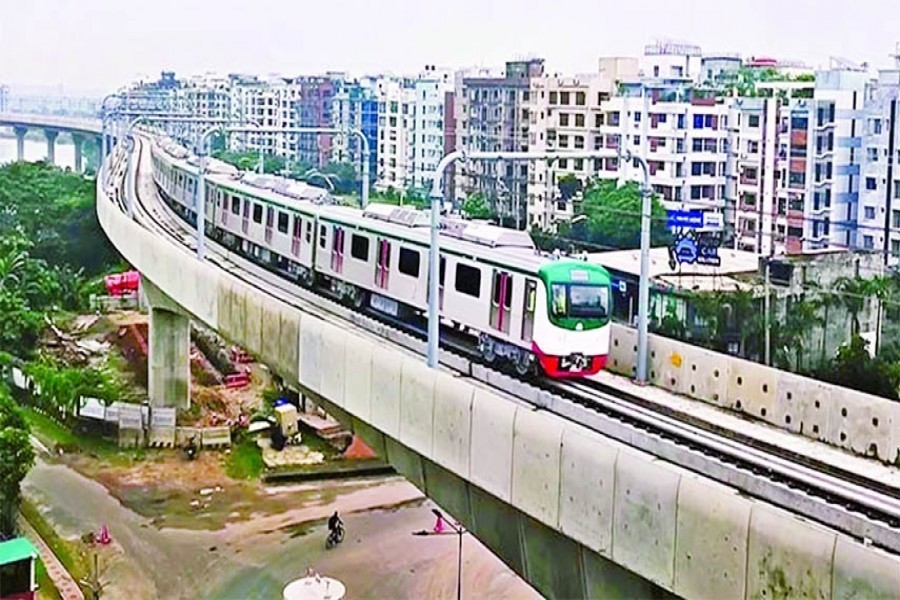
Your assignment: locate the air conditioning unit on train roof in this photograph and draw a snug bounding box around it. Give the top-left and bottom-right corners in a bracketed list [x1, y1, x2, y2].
[362, 204, 430, 228]
[461, 223, 535, 249]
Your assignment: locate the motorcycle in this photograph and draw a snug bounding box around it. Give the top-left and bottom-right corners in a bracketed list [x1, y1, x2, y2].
[326, 522, 345, 549]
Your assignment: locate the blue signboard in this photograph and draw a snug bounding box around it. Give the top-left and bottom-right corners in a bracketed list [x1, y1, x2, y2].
[673, 235, 699, 264]
[666, 209, 704, 229]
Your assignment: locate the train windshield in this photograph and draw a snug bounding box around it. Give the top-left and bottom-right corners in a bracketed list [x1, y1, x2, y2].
[551, 284, 609, 319]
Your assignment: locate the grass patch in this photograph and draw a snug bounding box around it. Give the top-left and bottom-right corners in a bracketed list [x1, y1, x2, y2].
[21, 406, 150, 466]
[224, 437, 265, 480]
[35, 558, 63, 600]
[20, 499, 90, 594]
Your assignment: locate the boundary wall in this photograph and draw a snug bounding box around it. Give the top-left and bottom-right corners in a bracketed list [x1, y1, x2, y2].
[607, 325, 900, 465]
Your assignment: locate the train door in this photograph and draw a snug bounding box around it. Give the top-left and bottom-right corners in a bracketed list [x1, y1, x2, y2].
[264, 207, 274, 244]
[331, 226, 345, 273]
[375, 238, 391, 289]
[291, 217, 302, 256]
[241, 201, 250, 234]
[521, 279, 537, 342]
[427, 257, 446, 310]
[489, 269, 513, 335]
[221, 194, 229, 226]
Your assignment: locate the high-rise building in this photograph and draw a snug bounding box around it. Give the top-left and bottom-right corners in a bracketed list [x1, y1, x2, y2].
[374, 76, 416, 192]
[454, 59, 544, 222]
[230, 76, 302, 159]
[294, 76, 337, 168]
[331, 77, 379, 181]
[411, 66, 455, 191]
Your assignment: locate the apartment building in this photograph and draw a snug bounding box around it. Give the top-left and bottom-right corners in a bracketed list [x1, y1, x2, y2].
[331, 77, 378, 181]
[454, 59, 544, 223]
[374, 77, 417, 192]
[859, 66, 900, 261]
[411, 66, 455, 191]
[229, 76, 302, 160]
[293, 76, 337, 168]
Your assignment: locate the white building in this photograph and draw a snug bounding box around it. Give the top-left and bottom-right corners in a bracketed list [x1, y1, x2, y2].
[411, 66, 455, 191]
[374, 76, 417, 191]
[639, 40, 703, 82]
[229, 76, 303, 160]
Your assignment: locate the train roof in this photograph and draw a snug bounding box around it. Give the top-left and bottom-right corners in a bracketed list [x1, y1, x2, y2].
[150, 137, 611, 276]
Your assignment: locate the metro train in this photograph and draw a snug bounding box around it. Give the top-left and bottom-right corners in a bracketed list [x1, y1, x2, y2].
[148, 136, 613, 378]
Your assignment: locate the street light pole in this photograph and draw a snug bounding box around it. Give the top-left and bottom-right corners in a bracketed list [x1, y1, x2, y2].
[626, 149, 653, 385]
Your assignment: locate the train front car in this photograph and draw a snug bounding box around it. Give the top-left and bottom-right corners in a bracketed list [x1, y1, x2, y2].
[531, 261, 612, 378]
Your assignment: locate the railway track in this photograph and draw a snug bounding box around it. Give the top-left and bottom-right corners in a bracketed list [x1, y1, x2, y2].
[110, 137, 900, 553]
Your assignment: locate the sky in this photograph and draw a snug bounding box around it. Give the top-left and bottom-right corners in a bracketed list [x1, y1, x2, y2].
[2, 0, 900, 95]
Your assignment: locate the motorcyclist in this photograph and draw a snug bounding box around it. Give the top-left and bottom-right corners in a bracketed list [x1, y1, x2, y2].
[327, 511, 343, 537]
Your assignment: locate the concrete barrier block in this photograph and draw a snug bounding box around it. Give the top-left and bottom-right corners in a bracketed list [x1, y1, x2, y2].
[469, 388, 517, 502]
[511, 408, 565, 527]
[175, 427, 200, 447]
[298, 316, 324, 395]
[728, 356, 778, 421]
[832, 535, 900, 599]
[342, 335, 374, 421]
[148, 426, 175, 448]
[431, 373, 474, 477]
[369, 345, 401, 439]
[318, 323, 347, 407]
[398, 357, 437, 457]
[612, 451, 679, 589]
[826, 387, 897, 462]
[772, 371, 811, 435]
[608, 324, 637, 377]
[557, 426, 618, 555]
[786, 375, 834, 443]
[647, 334, 684, 394]
[201, 426, 231, 447]
[746, 504, 835, 600]
[681, 344, 730, 406]
[243, 288, 264, 357]
[674, 476, 751, 600]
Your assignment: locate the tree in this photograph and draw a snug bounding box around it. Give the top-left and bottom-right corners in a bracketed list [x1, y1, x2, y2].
[569, 180, 670, 250]
[813, 336, 900, 400]
[557, 174, 583, 202]
[461, 193, 493, 220]
[0, 393, 34, 537]
[320, 162, 358, 195]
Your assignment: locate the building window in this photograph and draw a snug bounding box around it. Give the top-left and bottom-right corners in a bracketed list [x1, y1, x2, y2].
[549, 91, 558, 105]
[865, 206, 876, 220]
[893, 239, 900, 256]
[558, 158, 568, 169]
[574, 158, 584, 171]
[559, 113, 569, 126]
[594, 114, 604, 128]
[575, 92, 586, 106]
[398, 248, 420, 277]
[455, 263, 481, 297]
[864, 235, 874, 249]
[252, 203, 263, 223]
[277, 211, 289, 233]
[866, 177, 878, 190]
[350, 234, 369, 261]
[575, 114, 585, 127]
[748, 114, 760, 128]
[560, 91, 570, 105]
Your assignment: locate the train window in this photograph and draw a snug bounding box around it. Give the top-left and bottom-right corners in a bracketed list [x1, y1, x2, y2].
[319, 224, 327, 249]
[351, 234, 370, 261]
[454, 263, 481, 297]
[252, 203, 263, 224]
[278, 212, 289, 234]
[398, 248, 420, 277]
[230, 196, 240, 215]
[551, 284, 566, 316]
[305, 221, 313, 243]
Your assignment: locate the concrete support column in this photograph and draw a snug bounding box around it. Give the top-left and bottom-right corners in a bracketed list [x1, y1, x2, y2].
[71, 133, 84, 172]
[148, 307, 191, 410]
[13, 126, 27, 161]
[44, 129, 58, 165]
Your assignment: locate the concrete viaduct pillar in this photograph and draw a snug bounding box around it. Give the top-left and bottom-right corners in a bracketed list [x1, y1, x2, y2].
[44, 129, 58, 165]
[71, 133, 84, 172]
[143, 279, 191, 410]
[13, 126, 27, 161]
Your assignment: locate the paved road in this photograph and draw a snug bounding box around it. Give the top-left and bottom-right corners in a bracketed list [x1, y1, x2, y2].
[23, 457, 538, 599]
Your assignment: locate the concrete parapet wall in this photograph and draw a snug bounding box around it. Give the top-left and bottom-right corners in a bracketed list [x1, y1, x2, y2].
[98, 182, 900, 598]
[608, 324, 900, 465]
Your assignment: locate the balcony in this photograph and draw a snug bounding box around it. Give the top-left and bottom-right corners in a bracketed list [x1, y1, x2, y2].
[791, 131, 808, 146]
